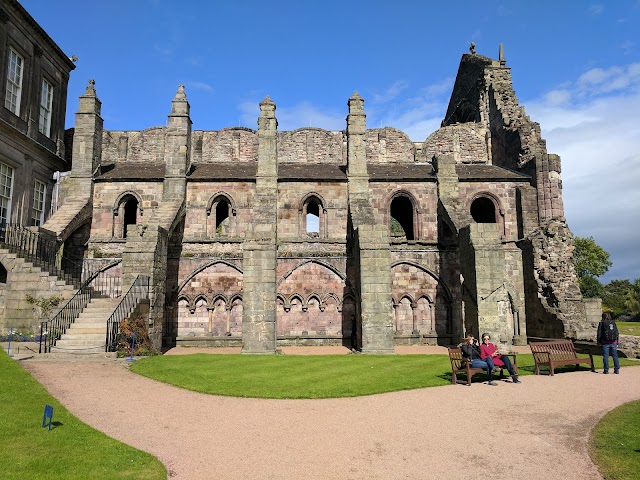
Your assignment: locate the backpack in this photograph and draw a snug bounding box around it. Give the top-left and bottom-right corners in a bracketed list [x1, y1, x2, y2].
[603, 321, 618, 342]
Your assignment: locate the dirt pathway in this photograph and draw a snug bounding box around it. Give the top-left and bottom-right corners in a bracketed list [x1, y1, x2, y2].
[21, 353, 640, 480]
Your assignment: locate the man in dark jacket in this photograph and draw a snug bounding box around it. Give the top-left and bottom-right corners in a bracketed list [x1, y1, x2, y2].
[597, 312, 620, 374]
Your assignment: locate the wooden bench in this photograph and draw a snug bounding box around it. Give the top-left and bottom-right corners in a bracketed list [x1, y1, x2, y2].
[529, 340, 595, 375]
[448, 347, 517, 386]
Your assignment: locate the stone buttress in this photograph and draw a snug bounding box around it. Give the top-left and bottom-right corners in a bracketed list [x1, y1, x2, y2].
[346, 92, 394, 353]
[241, 97, 278, 353]
[121, 86, 191, 349]
[42, 80, 100, 244]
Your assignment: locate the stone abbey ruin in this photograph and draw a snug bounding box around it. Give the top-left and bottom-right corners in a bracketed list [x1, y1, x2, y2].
[0, 1, 599, 354]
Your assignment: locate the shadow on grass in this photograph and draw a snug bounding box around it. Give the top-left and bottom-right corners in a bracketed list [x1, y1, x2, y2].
[435, 364, 598, 384]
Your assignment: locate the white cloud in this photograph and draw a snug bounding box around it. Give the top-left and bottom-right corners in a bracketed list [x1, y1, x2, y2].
[525, 62, 640, 282]
[588, 4, 604, 15]
[574, 63, 640, 96]
[371, 80, 409, 104]
[237, 99, 344, 131]
[187, 81, 214, 93]
[236, 77, 453, 139]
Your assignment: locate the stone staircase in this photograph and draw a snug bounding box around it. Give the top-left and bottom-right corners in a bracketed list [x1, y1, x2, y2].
[0, 249, 77, 328]
[41, 196, 91, 240]
[51, 297, 119, 354]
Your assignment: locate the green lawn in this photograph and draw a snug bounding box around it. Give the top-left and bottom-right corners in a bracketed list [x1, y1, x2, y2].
[130, 352, 638, 399]
[0, 350, 166, 480]
[591, 400, 640, 480]
[618, 322, 640, 336]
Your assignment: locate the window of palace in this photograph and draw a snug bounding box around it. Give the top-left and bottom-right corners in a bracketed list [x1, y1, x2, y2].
[31, 180, 46, 226]
[5, 48, 23, 116]
[0, 162, 14, 226]
[38, 78, 54, 137]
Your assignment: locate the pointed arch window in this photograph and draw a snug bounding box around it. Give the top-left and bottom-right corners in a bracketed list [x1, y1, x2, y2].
[389, 194, 416, 241]
[300, 194, 326, 238]
[207, 193, 236, 237]
[113, 192, 143, 239]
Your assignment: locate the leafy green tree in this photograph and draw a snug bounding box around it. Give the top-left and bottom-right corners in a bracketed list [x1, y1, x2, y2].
[602, 279, 640, 319]
[602, 279, 632, 316]
[580, 275, 604, 299]
[624, 279, 640, 318]
[574, 236, 612, 298]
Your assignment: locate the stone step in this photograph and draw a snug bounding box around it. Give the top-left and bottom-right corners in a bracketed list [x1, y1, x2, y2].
[60, 332, 105, 340]
[66, 327, 106, 334]
[51, 340, 106, 356]
[36, 350, 116, 359]
[67, 321, 108, 329]
[77, 310, 116, 318]
[75, 309, 113, 318]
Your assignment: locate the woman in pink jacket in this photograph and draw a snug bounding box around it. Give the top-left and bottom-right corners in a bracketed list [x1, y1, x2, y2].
[480, 333, 521, 384]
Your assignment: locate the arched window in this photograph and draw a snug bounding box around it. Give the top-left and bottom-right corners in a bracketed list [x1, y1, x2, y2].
[306, 199, 320, 234]
[390, 195, 415, 240]
[123, 198, 138, 238]
[207, 194, 235, 237]
[300, 194, 326, 238]
[470, 197, 496, 223]
[113, 192, 143, 239]
[216, 200, 229, 232]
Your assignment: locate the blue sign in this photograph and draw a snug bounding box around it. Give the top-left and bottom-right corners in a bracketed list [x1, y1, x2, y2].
[42, 405, 53, 431]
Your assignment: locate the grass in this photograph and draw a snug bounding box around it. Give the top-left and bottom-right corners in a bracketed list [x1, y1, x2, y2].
[618, 322, 640, 336]
[0, 349, 166, 480]
[130, 352, 639, 399]
[591, 400, 640, 480]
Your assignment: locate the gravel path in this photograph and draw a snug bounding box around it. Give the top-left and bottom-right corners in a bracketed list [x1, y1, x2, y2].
[21, 348, 640, 480]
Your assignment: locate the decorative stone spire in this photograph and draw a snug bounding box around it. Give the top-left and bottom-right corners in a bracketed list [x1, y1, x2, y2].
[257, 95, 277, 178]
[470, 42, 476, 54]
[170, 84, 190, 116]
[346, 91, 368, 192]
[499, 43, 506, 66]
[78, 79, 101, 115]
[85, 79, 96, 96]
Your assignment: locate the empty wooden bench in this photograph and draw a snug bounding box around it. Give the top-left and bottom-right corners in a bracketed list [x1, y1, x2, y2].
[448, 347, 517, 386]
[529, 340, 595, 375]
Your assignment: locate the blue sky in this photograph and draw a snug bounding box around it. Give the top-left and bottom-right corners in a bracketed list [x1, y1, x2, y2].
[22, 0, 640, 282]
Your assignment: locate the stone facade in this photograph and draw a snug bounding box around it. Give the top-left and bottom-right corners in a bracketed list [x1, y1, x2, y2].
[0, 0, 76, 333]
[1, 34, 596, 352]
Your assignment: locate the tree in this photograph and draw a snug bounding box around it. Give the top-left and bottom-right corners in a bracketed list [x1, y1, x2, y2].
[602, 279, 632, 316]
[573, 236, 612, 298]
[602, 278, 640, 320]
[580, 275, 604, 299]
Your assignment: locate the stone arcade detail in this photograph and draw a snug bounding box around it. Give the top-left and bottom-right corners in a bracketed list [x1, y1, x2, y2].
[35, 48, 596, 352]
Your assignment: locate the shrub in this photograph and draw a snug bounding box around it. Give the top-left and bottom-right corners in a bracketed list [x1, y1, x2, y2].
[115, 315, 158, 357]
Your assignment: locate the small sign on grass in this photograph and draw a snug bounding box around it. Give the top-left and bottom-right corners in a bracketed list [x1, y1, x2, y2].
[42, 404, 53, 431]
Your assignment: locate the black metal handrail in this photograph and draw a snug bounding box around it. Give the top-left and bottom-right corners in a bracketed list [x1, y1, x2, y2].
[38, 260, 123, 354]
[0, 223, 86, 287]
[105, 275, 150, 352]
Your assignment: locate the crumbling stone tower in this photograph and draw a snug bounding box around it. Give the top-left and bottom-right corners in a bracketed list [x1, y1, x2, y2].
[441, 46, 591, 341]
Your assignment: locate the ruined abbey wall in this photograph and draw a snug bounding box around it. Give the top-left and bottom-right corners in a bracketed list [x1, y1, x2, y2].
[23, 47, 593, 351]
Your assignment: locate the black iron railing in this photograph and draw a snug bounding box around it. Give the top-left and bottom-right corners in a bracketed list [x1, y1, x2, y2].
[38, 260, 122, 354]
[0, 223, 86, 287]
[105, 275, 150, 352]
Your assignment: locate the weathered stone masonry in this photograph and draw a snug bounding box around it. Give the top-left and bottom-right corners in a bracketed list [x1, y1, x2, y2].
[22, 46, 595, 352]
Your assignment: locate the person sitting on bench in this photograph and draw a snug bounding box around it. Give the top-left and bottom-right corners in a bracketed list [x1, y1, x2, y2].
[480, 333, 520, 384]
[461, 335, 498, 386]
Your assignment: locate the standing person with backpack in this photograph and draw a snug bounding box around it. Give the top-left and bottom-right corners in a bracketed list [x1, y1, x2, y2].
[597, 312, 620, 374]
